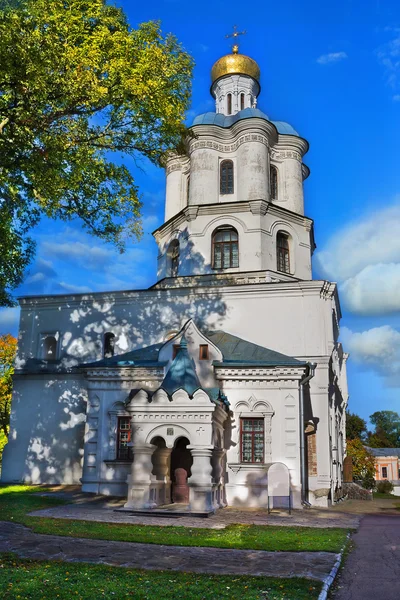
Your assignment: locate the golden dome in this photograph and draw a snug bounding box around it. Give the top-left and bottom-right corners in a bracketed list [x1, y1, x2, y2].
[211, 51, 260, 84]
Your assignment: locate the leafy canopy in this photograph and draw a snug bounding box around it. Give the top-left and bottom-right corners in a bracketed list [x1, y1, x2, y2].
[367, 410, 400, 448]
[0, 333, 17, 438]
[0, 0, 193, 305]
[346, 438, 375, 487]
[346, 411, 367, 441]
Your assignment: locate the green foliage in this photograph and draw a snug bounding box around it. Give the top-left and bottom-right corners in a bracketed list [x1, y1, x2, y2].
[0, 553, 322, 600]
[0, 0, 193, 305]
[346, 438, 375, 488]
[375, 480, 394, 494]
[367, 411, 400, 448]
[0, 334, 17, 438]
[346, 411, 367, 441]
[0, 485, 349, 553]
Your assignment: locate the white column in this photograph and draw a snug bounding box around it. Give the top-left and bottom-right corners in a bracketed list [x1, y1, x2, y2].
[152, 447, 172, 505]
[188, 446, 214, 511]
[124, 443, 156, 509]
[212, 448, 226, 507]
[282, 157, 304, 214]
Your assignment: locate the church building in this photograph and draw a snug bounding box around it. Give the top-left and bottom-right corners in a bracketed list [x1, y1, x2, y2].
[2, 41, 349, 511]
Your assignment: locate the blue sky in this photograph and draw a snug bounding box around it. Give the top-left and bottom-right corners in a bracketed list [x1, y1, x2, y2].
[1, 0, 400, 425]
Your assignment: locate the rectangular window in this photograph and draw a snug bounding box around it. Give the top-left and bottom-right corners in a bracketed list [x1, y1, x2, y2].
[199, 345, 209, 360]
[240, 418, 264, 463]
[117, 417, 132, 461]
[382, 466, 388, 479]
[172, 344, 180, 359]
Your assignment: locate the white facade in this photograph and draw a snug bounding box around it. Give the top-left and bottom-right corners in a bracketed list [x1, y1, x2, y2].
[2, 48, 348, 511]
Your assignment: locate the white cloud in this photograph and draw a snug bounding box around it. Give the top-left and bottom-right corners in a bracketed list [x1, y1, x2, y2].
[341, 264, 400, 315]
[41, 240, 112, 270]
[315, 202, 400, 315]
[341, 325, 400, 386]
[317, 52, 348, 65]
[0, 307, 20, 335]
[377, 29, 400, 88]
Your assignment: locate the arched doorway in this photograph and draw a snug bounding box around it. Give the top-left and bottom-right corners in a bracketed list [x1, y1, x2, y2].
[170, 437, 192, 504]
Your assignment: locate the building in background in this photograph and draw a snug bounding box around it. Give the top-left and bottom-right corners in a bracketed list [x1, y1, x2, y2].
[368, 447, 400, 496]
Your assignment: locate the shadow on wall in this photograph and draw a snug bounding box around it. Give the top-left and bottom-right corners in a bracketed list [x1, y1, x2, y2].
[2, 377, 87, 484]
[16, 230, 229, 367]
[6, 240, 229, 485]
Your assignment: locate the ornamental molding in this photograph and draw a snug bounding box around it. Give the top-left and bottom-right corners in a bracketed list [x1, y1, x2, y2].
[214, 366, 307, 380]
[165, 155, 190, 176]
[131, 412, 212, 422]
[85, 367, 164, 380]
[190, 133, 269, 155]
[271, 149, 302, 162]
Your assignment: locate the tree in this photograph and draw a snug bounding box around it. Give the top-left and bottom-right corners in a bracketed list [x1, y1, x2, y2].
[346, 411, 367, 441]
[0, 333, 17, 438]
[0, 0, 193, 305]
[367, 411, 400, 448]
[346, 438, 376, 489]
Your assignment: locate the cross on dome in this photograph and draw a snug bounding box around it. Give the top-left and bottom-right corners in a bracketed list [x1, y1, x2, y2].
[225, 25, 247, 54]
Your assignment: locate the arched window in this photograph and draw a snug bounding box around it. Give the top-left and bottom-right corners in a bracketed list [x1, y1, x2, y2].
[104, 332, 115, 358]
[167, 239, 180, 277]
[270, 165, 278, 200]
[186, 175, 190, 203]
[276, 232, 290, 274]
[240, 93, 245, 110]
[220, 160, 234, 195]
[212, 226, 239, 269]
[227, 93, 232, 115]
[43, 335, 57, 359]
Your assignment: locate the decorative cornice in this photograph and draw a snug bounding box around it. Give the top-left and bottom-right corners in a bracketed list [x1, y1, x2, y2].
[271, 149, 302, 162]
[189, 118, 277, 150]
[214, 365, 307, 380]
[190, 133, 269, 155]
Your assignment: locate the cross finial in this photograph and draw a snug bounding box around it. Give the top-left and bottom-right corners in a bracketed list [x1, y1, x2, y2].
[225, 25, 246, 54]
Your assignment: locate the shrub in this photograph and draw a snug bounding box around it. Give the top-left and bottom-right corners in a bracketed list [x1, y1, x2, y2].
[376, 480, 394, 494]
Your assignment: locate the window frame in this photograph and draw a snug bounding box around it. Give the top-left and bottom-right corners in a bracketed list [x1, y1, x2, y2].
[212, 226, 239, 270]
[39, 332, 59, 360]
[104, 332, 115, 358]
[240, 93, 245, 110]
[172, 344, 180, 359]
[220, 159, 234, 195]
[270, 165, 278, 200]
[240, 417, 265, 464]
[227, 93, 232, 115]
[199, 344, 209, 360]
[382, 466, 388, 479]
[276, 232, 291, 274]
[116, 416, 133, 461]
[167, 239, 180, 278]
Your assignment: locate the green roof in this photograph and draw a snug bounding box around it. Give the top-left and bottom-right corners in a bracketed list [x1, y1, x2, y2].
[82, 329, 305, 369]
[159, 337, 202, 398]
[207, 330, 306, 366]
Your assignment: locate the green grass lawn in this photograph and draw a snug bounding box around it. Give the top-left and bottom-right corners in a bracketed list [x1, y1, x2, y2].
[0, 553, 322, 600]
[373, 492, 397, 499]
[0, 485, 349, 552]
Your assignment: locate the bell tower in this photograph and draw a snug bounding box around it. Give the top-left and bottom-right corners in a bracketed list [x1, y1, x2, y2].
[154, 35, 314, 286]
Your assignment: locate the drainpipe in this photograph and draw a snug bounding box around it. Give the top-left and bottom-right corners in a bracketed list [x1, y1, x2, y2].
[299, 362, 317, 507]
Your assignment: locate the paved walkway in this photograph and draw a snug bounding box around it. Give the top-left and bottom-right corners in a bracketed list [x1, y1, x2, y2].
[0, 520, 337, 581]
[332, 514, 400, 600]
[30, 491, 360, 529]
